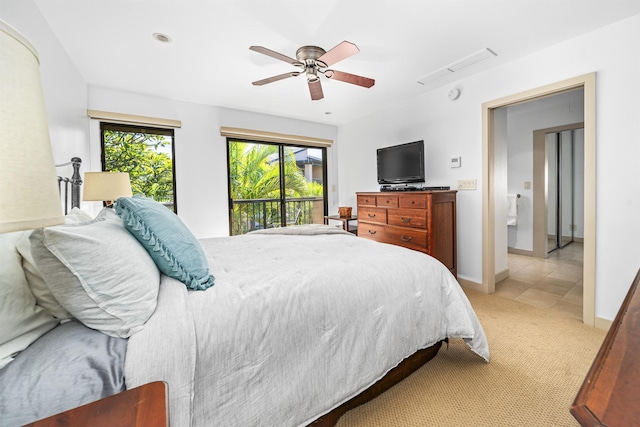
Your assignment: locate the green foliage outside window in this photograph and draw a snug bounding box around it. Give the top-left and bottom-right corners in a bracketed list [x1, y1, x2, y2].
[103, 129, 175, 210]
[229, 141, 324, 234]
[228, 142, 311, 200]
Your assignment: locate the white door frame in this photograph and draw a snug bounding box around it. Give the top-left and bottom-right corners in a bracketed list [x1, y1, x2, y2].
[482, 73, 596, 326]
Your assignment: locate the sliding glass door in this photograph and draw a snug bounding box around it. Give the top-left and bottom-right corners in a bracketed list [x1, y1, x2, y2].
[227, 140, 327, 236]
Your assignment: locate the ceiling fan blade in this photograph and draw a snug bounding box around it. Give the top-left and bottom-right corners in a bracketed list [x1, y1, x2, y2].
[249, 46, 300, 65]
[327, 70, 375, 88]
[317, 41, 359, 67]
[252, 72, 300, 86]
[308, 80, 324, 100]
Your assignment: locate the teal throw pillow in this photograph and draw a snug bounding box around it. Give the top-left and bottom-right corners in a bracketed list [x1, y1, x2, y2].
[115, 196, 215, 291]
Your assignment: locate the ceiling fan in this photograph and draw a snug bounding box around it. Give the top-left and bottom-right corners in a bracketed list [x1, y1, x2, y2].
[249, 40, 375, 101]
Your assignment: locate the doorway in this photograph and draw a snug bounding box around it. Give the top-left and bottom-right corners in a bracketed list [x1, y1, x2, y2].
[482, 73, 596, 326]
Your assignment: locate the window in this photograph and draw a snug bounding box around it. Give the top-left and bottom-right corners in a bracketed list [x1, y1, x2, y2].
[227, 139, 327, 235]
[101, 123, 177, 211]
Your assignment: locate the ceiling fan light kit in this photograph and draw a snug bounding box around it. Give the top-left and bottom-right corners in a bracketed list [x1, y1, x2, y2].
[250, 40, 375, 101]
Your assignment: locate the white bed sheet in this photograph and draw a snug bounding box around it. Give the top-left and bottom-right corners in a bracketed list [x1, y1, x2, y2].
[125, 226, 489, 427]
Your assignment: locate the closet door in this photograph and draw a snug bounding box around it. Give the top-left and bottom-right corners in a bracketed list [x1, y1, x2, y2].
[546, 130, 575, 254]
[560, 131, 575, 247]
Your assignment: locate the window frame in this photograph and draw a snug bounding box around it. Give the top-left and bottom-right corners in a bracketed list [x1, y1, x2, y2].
[226, 137, 328, 235]
[100, 122, 178, 212]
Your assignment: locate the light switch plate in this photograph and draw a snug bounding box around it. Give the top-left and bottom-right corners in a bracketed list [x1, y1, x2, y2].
[457, 179, 477, 190]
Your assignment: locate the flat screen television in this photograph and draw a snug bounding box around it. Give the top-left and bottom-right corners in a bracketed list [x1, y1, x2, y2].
[377, 140, 425, 185]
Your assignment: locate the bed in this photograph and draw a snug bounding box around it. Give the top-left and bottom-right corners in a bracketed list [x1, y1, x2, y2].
[0, 158, 489, 426]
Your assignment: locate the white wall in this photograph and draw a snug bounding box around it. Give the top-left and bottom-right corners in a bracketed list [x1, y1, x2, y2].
[338, 13, 640, 321]
[87, 87, 338, 238]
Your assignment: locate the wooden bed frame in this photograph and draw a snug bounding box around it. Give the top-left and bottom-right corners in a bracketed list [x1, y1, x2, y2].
[571, 268, 640, 426]
[58, 157, 444, 426]
[310, 341, 443, 426]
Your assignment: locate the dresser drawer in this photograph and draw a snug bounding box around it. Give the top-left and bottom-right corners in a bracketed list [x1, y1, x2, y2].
[357, 195, 377, 207]
[388, 208, 427, 229]
[376, 195, 399, 208]
[399, 195, 427, 209]
[356, 190, 457, 278]
[358, 222, 387, 241]
[358, 207, 387, 224]
[382, 225, 428, 253]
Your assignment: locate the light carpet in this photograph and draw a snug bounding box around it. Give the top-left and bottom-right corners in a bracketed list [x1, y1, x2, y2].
[336, 288, 607, 427]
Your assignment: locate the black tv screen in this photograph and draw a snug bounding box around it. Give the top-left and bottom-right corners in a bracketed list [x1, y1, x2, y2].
[377, 140, 425, 184]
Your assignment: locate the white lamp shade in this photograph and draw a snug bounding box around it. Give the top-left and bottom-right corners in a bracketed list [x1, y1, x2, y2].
[83, 172, 133, 201]
[0, 20, 64, 233]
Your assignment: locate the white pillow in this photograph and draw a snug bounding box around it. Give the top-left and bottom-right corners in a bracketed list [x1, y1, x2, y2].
[29, 208, 161, 338]
[16, 208, 94, 320]
[0, 232, 58, 369]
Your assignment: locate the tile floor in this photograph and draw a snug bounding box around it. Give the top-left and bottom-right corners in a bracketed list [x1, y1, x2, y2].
[495, 242, 584, 320]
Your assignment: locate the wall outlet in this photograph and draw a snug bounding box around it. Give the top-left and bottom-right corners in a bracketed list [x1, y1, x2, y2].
[457, 179, 477, 190]
[524, 181, 531, 190]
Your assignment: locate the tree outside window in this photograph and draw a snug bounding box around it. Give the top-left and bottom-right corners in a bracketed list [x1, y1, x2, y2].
[228, 140, 326, 235]
[101, 123, 176, 211]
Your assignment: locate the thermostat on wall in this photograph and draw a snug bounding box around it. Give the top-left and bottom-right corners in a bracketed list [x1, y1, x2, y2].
[451, 156, 461, 168]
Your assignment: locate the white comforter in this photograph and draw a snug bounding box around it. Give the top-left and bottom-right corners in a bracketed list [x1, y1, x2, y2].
[125, 226, 489, 427]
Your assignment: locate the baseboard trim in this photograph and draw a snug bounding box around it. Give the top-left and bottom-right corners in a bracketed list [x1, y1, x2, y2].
[508, 247, 533, 256]
[458, 277, 484, 293]
[594, 316, 612, 332]
[495, 268, 509, 283]
[460, 276, 608, 331]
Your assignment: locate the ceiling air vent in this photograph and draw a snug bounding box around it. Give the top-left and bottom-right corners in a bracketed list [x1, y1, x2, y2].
[417, 48, 497, 85]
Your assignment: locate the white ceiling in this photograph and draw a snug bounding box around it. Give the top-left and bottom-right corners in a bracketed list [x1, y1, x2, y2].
[34, 0, 640, 126]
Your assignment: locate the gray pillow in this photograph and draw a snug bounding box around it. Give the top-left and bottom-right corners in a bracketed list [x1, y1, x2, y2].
[29, 208, 160, 338]
[0, 320, 127, 426]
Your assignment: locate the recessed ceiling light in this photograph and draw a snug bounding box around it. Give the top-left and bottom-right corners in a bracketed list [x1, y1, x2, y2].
[152, 33, 172, 44]
[325, 112, 332, 115]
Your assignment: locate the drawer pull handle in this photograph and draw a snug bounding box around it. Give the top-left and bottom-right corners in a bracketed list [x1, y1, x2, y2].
[401, 217, 412, 223]
[411, 201, 415, 205]
[368, 213, 376, 218]
[368, 230, 377, 235]
[401, 235, 412, 242]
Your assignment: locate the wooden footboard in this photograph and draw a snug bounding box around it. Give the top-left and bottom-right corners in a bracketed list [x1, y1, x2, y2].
[571, 269, 640, 426]
[308, 340, 444, 426]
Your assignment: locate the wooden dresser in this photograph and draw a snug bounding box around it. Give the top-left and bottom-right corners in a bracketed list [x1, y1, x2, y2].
[356, 191, 457, 277]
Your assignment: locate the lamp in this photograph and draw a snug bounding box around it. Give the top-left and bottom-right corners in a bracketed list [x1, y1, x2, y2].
[82, 172, 133, 206]
[0, 20, 64, 233]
